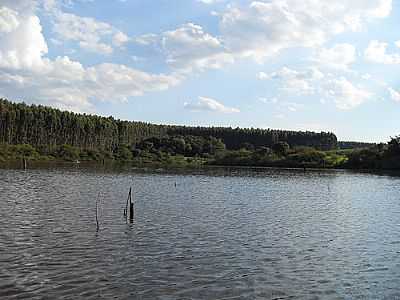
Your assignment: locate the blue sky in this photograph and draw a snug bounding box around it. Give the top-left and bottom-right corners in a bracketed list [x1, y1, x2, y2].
[0, 0, 399, 142]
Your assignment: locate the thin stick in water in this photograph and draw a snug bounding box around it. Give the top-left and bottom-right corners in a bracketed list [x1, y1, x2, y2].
[124, 187, 131, 217]
[96, 192, 100, 232]
[129, 189, 134, 221]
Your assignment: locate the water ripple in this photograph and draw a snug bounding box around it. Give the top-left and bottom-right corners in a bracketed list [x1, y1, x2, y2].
[1, 167, 400, 299]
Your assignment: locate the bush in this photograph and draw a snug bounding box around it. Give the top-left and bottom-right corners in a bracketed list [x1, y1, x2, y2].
[115, 145, 133, 160]
[345, 149, 382, 169]
[13, 144, 39, 158]
[54, 144, 80, 161]
[272, 142, 290, 156]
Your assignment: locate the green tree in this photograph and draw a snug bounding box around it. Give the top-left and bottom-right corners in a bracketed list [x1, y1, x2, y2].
[55, 144, 80, 161]
[272, 142, 290, 156]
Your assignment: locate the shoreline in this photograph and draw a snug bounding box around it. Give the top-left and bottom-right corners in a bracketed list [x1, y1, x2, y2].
[1, 158, 399, 176]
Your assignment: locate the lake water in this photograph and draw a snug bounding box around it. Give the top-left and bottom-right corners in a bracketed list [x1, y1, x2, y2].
[1, 165, 400, 299]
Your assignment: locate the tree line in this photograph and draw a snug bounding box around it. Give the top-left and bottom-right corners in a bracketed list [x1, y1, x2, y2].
[0, 99, 338, 155]
[338, 141, 376, 150]
[344, 137, 400, 169]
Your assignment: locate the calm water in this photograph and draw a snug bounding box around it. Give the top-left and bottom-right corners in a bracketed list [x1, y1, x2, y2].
[1, 166, 400, 299]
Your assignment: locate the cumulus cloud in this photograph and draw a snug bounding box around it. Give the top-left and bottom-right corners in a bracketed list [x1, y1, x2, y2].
[258, 97, 278, 104]
[0, 0, 392, 113]
[162, 23, 234, 72]
[388, 87, 400, 102]
[112, 31, 129, 47]
[0, 6, 20, 33]
[323, 77, 371, 110]
[197, 0, 216, 3]
[258, 67, 324, 95]
[259, 66, 372, 110]
[136, 23, 234, 73]
[257, 72, 268, 80]
[0, 2, 180, 112]
[219, 0, 392, 62]
[0, 8, 47, 71]
[282, 101, 304, 112]
[258, 96, 302, 113]
[314, 43, 356, 70]
[1, 59, 180, 112]
[52, 12, 114, 55]
[43, 1, 130, 55]
[197, 0, 226, 4]
[134, 33, 158, 46]
[131, 1, 392, 77]
[184, 96, 240, 113]
[365, 40, 400, 64]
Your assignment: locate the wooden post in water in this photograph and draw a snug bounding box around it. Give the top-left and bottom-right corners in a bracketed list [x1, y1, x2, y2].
[124, 187, 130, 217]
[124, 187, 134, 221]
[96, 192, 100, 232]
[22, 157, 27, 170]
[129, 188, 134, 221]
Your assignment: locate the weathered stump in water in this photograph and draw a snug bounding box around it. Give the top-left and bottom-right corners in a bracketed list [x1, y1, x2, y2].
[129, 202, 134, 221]
[96, 194, 100, 232]
[124, 187, 134, 222]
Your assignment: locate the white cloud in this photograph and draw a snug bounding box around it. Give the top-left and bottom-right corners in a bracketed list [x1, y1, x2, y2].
[131, 1, 392, 75]
[84, 64, 180, 102]
[79, 40, 113, 54]
[259, 66, 372, 110]
[136, 23, 234, 73]
[283, 101, 304, 112]
[258, 97, 278, 104]
[184, 96, 240, 113]
[0, 59, 181, 112]
[0, 2, 181, 112]
[314, 43, 356, 70]
[0, 7, 47, 71]
[162, 23, 230, 70]
[220, 0, 392, 62]
[258, 96, 302, 112]
[259, 67, 324, 95]
[260, 67, 324, 81]
[323, 77, 371, 110]
[365, 40, 400, 64]
[0, 1, 390, 114]
[113, 31, 129, 47]
[134, 33, 158, 46]
[197, 0, 227, 4]
[388, 87, 400, 102]
[0, 6, 20, 33]
[274, 113, 285, 119]
[197, 0, 217, 3]
[52, 12, 114, 55]
[42, 2, 130, 55]
[362, 73, 372, 80]
[257, 72, 268, 80]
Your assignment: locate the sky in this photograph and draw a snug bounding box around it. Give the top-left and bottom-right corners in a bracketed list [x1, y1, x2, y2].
[0, 0, 399, 142]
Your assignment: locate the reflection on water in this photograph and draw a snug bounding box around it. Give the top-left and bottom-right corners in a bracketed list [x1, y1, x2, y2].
[1, 166, 400, 299]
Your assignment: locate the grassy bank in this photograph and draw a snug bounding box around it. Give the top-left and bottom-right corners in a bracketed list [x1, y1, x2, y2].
[2, 137, 399, 171]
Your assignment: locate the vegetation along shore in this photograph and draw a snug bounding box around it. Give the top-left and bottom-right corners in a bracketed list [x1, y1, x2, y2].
[0, 99, 398, 170]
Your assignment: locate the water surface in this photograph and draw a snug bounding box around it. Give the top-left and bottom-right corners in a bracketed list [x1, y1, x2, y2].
[1, 166, 400, 299]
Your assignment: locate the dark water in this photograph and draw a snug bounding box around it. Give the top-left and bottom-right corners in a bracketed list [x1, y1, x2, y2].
[1, 166, 400, 299]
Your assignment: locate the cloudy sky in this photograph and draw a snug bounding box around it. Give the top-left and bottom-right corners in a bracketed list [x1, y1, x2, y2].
[0, 0, 399, 142]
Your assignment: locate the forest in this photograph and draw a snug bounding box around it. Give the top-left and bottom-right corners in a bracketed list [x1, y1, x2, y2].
[0, 98, 398, 170]
[0, 99, 337, 151]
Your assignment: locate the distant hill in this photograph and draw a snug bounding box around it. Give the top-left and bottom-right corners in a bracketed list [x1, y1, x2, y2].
[338, 141, 376, 150]
[0, 99, 338, 152]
